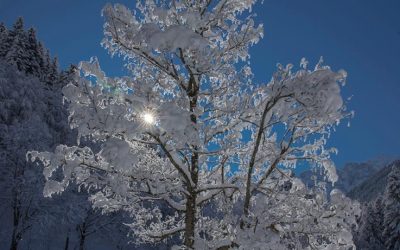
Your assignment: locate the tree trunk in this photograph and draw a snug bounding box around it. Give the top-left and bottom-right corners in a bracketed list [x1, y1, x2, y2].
[242, 99, 276, 228]
[10, 192, 21, 250]
[9, 229, 19, 250]
[183, 75, 199, 249]
[78, 222, 86, 250]
[184, 142, 198, 249]
[184, 193, 196, 249]
[64, 232, 70, 250]
[79, 233, 85, 250]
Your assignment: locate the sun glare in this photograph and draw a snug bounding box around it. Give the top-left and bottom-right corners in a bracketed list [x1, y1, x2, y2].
[142, 112, 156, 125]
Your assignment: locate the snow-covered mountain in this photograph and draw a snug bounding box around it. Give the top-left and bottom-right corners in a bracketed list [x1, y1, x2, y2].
[347, 163, 392, 202]
[299, 156, 398, 198]
[353, 160, 400, 249]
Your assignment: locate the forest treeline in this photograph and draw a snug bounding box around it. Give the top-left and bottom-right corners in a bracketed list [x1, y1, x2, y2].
[0, 18, 133, 250]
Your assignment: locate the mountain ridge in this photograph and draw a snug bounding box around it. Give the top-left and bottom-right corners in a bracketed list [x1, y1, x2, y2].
[299, 156, 399, 201]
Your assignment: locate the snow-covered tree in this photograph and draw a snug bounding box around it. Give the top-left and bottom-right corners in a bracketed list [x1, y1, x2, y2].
[233, 177, 360, 249]
[354, 196, 386, 249]
[59, 188, 129, 250]
[36, 42, 47, 78]
[0, 58, 60, 250]
[0, 19, 53, 81]
[29, 1, 355, 248]
[95, 213, 132, 250]
[0, 20, 133, 249]
[0, 41, 75, 248]
[6, 17, 23, 42]
[383, 161, 400, 249]
[42, 56, 60, 85]
[26, 27, 42, 77]
[6, 17, 32, 73]
[0, 22, 9, 57]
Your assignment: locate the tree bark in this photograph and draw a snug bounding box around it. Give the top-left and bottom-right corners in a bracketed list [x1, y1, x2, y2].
[184, 193, 196, 248]
[78, 222, 86, 250]
[10, 189, 21, 250]
[79, 233, 86, 250]
[183, 75, 199, 249]
[242, 97, 286, 228]
[242, 101, 272, 227]
[64, 232, 70, 250]
[9, 230, 19, 250]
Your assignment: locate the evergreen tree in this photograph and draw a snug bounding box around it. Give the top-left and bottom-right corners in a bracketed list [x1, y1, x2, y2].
[1, 18, 61, 80]
[47, 56, 59, 84]
[0, 22, 6, 38]
[0, 22, 5, 33]
[0, 22, 9, 57]
[42, 48, 52, 83]
[59, 64, 78, 87]
[6, 17, 24, 49]
[37, 41, 46, 77]
[6, 17, 31, 73]
[383, 161, 400, 249]
[0, 19, 130, 249]
[26, 28, 41, 76]
[0, 59, 59, 250]
[355, 197, 386, 249]
[9, 17, 24, 35]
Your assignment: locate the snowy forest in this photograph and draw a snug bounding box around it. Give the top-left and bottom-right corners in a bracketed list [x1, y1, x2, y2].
[0, 1, 399, 250]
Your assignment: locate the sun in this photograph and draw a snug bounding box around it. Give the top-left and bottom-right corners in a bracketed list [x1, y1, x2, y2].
[142, 111, 156, 125]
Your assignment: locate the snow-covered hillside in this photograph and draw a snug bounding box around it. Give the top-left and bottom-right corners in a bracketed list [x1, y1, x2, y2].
[300, 156, 397, 195]
[0, 19, 133, 250]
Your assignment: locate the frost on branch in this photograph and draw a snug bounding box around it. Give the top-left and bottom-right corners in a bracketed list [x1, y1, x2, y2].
[29, 0, 355, 248]
[234, 177, 360, 250]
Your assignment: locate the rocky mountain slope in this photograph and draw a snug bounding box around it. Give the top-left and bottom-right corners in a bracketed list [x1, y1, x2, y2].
[300, 156, 398, 201]
[347, 164, 393, 202]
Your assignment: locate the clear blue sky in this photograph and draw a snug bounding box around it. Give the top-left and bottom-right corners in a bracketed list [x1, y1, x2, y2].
[1, 0, 399, 168]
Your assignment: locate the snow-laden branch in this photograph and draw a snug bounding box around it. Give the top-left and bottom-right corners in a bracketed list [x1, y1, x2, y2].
[30, 1, 354, 248]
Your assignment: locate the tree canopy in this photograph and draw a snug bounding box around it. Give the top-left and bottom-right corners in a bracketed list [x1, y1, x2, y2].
[29, 1, 358, 249]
